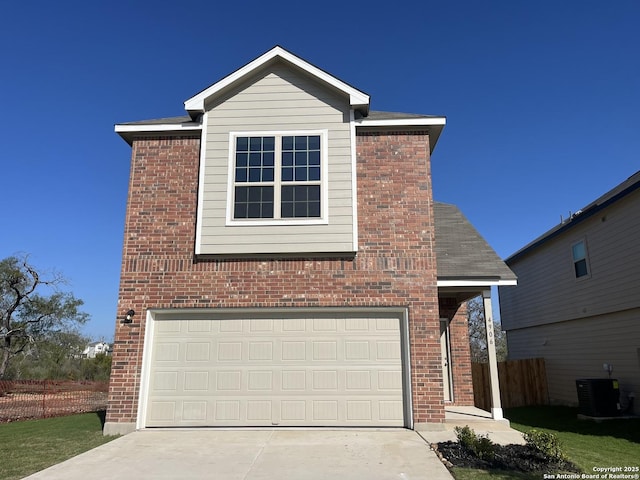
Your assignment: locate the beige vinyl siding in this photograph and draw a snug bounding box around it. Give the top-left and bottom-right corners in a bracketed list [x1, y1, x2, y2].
[500, 191, 640, 330]
[506, 308, 640, 407]
[197, 62, 355, 255]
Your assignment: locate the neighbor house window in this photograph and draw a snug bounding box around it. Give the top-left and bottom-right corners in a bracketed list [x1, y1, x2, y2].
[231, 132, 324, 222]
[572, 240, 590, 278]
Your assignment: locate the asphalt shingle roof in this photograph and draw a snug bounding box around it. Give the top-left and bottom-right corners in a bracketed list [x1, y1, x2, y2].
[118, 115, 194, 126]
[366, 110, 444, 121]
[434, 202, 516, 282]
[117, 111, 444, 126]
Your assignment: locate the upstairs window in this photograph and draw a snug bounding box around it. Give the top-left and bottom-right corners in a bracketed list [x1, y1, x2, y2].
[572, 240, 590, 278]
[230, 132, 325, 223]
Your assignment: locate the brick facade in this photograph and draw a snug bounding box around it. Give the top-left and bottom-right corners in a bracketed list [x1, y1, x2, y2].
[106, 130, 451, 429]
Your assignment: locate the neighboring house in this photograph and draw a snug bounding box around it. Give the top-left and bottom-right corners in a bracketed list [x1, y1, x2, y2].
[105, 46, 515, 435]
[82, 341, 111, 358]
[499, 171, 640, 412]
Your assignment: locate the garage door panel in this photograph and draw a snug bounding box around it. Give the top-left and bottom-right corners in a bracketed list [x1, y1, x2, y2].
[282, 369, 306, 390]
[183, 401, 207, 420]
[246, 400, 272, 420]
[283, 318, 305, 331]
[376, 341, 401, 360]
[250, 319, 274, 332]
[282, 341, 306, 360]
[154, 343, 180, 361]
[219, 320, 242, 332]
[148, 401, 176, 422]
[281, 400, 305, 421]
[184, 371, 209, 391]
[146, 315, 404, 427]
[187, 320, 212, 332]
[247, 370, 274, 390]
[217, 342, 242, 361]
[248, 341, 274, 360]
[347, 400, 371, 420]
[185, 342, 210, 361]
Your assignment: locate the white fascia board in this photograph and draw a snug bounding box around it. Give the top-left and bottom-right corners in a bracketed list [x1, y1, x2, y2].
[437, 279, 518, 287]
[114, 123, 201, 134]
[356, 117, 446, 128]
[349, 110, 359, 251]
[184, 46, 370, 114]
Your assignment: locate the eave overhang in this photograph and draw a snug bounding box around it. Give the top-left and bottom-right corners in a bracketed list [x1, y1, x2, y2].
[437, 278, 518, 287]
[355, 115, 446, 153]
[114, 117, 201, 145]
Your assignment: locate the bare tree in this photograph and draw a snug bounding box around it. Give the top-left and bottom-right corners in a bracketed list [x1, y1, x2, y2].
[467, 295, 508, 363]
[0, 255, 89, 378]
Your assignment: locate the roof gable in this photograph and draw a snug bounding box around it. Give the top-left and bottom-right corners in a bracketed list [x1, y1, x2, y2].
[184, 46, 370, 120]
[434, 202, 517, 285]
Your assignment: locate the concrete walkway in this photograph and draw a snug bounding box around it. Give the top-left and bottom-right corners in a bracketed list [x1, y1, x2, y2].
[418, 406, 526, 446]
[24, 429, 454, 480]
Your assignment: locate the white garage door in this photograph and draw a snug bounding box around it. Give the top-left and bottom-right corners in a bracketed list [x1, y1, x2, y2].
[144, 314, 405, 427]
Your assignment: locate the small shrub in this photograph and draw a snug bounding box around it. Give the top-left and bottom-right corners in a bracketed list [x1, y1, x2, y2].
[454, 425, 496, 460]
[523, 429, 567, 461]
[454, 425, 477, 448]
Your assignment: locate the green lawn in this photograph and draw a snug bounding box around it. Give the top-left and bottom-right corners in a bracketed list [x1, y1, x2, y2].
[507, 406, 640, 473]
[0, 412, 119, 480]
[450, 469, 541, 480]
[449, 406, 640, 480]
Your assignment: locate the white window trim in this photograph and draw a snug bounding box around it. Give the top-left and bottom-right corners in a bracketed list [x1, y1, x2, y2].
[225, 130, 329, 226]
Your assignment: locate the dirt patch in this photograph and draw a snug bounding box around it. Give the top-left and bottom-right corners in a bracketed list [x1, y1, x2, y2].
[433, 441, 580, 473]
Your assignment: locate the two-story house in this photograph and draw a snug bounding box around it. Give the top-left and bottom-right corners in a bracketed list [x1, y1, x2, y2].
[499, 171, 640, 412]
[82, 341, 111, 358]
[105, 46, 516, 435]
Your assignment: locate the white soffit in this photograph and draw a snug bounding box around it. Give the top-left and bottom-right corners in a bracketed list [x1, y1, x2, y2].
[184, 46, 370, 117]
[437, 279, 517, 287]
[114, 123, 201, 134]
[356, 117, 446, 127]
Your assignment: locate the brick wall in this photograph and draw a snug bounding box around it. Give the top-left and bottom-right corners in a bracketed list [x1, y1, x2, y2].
[106, 131, 444, 427]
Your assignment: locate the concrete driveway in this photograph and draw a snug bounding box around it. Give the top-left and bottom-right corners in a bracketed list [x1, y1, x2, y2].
[24, 429, 453, 480]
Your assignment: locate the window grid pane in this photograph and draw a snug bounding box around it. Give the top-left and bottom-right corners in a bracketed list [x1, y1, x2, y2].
[281, 135, 321, 183]
[235, 136, 275, 183]
[281, 185, 321, 218]
[234, 186, 274, 219]
[574, 259, 588, 278]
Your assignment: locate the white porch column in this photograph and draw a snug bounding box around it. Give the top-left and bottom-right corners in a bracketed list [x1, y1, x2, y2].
[482, 289, 503, 420]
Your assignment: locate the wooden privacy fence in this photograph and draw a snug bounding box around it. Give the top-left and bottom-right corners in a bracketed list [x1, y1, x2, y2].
[0, 380, 109, 423]
[472, 358, 549, 410]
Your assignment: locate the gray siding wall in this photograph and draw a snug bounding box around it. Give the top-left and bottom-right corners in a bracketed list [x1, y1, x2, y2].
[197, 62, 355, 255]
[500, 190, 640, 330]
[506, 308, 639, 412]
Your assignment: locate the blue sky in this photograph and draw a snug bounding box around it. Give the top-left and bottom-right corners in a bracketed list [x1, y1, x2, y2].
[1, 1, 638, 341]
